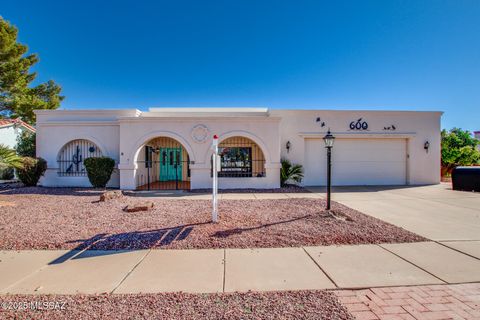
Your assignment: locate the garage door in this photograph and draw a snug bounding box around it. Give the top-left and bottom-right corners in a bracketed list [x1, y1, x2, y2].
[303, 138, 407, 186]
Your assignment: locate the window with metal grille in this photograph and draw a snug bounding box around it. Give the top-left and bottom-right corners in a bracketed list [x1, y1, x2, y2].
[212, 136, 266, 178]
[57, 139, 103, 176]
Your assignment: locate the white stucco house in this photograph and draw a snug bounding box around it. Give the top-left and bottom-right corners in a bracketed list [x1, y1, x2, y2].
[34, 108, 442, 190]
[0, 119, 36, 149]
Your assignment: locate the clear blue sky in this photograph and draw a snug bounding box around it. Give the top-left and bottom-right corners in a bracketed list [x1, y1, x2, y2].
[2, 0, 480, 131]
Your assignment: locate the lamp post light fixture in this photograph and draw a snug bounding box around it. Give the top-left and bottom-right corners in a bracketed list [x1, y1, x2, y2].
[323, 130, 335, 210]
[286, 140, 291, 153]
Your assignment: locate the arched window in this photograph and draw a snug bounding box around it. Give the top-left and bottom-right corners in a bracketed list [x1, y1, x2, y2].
[215, 136, 266, 177]
[57, 139, 103, 176]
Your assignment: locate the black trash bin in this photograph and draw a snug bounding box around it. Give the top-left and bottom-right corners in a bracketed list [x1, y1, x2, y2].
[451, 166, 480, 192]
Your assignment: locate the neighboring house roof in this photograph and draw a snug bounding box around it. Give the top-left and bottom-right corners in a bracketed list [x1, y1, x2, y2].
[0, 119, 36, 133]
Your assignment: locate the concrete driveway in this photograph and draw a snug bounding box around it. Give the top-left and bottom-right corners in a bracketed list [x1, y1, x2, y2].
[308, 183, 480, 241]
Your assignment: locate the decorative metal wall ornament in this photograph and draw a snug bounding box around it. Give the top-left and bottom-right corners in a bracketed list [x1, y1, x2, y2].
[383, 125, 397, 131]
[349, 118, 369, 131]
[57, 139, 103, 176]
[191, 124, 210, 143]
[66, 145, 83, 173]
[316, 117, 326, 127]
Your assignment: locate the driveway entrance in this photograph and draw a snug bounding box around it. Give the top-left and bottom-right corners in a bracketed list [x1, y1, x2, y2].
[308, 183, 480, 241]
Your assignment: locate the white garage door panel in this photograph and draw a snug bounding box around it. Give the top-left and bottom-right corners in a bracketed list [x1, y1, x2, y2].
[333, 160, 406, 185]
[304, 138, 406, 186]
[334, 140, 405, 162]
[303, 139, 327, 186]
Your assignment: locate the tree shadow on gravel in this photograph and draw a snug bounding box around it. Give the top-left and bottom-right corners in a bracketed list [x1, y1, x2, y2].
[49, 222, 210, 265]
[212, 215, 312, 238]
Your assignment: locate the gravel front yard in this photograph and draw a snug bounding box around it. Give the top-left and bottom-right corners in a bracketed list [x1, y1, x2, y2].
[0, 291, 354, 320]
[188, 185, 310, 193]
[0, 187, 425, 250]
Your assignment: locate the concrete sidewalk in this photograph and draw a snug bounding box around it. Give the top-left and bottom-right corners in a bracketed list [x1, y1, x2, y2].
[1, 241, 479, 295]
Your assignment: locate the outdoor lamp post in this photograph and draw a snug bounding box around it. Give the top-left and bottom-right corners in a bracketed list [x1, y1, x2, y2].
[323, 130, 335, 210]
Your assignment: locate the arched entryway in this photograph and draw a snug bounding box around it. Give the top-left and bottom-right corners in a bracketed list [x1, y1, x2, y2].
[135, 137, 191, 190]
[216, 136, 266, 178]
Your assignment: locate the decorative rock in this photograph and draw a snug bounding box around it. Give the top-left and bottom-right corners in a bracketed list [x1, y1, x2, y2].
[100, 190, 123, 202]
[123, 201, 154, 212]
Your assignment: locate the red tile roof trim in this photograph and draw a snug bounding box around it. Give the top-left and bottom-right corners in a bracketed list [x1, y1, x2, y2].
[0, 119, 36, 132]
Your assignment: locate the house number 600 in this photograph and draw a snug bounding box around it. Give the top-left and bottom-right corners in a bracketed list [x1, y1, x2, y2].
[349, 118, 368, 130]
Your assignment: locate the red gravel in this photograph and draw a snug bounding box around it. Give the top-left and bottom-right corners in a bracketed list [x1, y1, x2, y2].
[0, 291, 354, 320]
[189, 185, 310, 193]
[0, 187, 425, 250]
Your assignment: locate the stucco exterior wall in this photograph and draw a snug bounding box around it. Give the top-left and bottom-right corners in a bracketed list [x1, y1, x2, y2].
[271, 110, 442, 185]
[35, 110, 138, 188]
[0, 126, 29, 149]
[34, 108, 442, 189]
[117, 115, 281, 189]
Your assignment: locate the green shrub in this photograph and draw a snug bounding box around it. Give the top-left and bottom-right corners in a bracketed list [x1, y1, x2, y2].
[17, 157, 47, 186]
[16, 132, 36, 157]
[441, 128, 480, 175]
[280, 158, 304, 187]
[0, 167, 15, 180]
[84, 157, 115, 188]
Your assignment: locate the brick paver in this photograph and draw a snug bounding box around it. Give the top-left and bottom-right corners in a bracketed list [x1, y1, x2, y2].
[336, 283, 480, 320]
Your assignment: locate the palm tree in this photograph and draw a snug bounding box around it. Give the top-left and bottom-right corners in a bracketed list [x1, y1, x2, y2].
[0, 144, 23, 170]
[280, 158, 303, 187]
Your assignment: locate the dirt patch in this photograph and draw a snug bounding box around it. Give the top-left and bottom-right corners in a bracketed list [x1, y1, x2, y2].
[0, 187, 426, 250]
[0, 291, 354, 320]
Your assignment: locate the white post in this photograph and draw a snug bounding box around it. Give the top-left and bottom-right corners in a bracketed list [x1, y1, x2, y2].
[212, 135, 219, 223]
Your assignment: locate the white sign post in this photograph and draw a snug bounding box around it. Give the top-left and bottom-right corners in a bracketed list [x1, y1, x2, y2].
[212, 135, 219, 223]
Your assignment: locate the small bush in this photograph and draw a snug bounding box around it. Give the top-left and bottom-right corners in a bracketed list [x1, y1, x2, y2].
[17, 157, 47, 186]
[0, 167, 15, 180]
[84, 157, 115, 188]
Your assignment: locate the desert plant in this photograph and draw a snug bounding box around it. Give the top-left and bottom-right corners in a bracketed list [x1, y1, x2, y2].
[84, 157, 115, 188]
[0, 144, 23, 170]
[280, 158, 304, 187]
[17, 157, 47, 186]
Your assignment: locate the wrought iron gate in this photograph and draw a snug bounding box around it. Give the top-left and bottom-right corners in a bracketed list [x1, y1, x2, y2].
[135, 138, 191, 190]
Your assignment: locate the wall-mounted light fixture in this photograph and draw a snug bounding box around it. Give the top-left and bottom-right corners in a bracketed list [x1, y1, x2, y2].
[424, 141, 430, 153]
[286, 141, 291, 153]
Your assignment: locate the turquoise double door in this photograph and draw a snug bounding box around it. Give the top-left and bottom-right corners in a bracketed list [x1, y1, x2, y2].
[159, 147, 183, 181]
